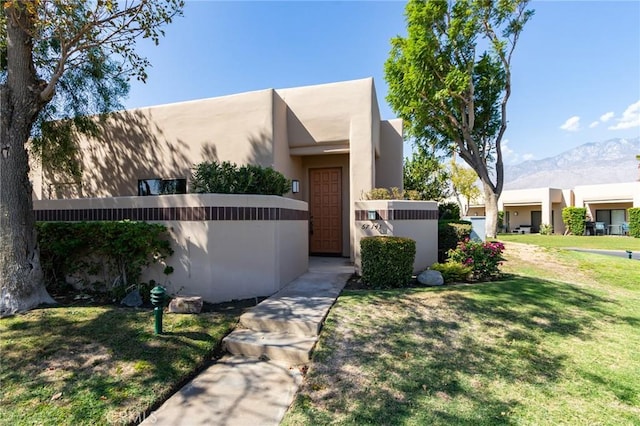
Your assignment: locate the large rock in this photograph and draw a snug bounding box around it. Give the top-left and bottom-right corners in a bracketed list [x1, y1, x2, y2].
[168, 296, 203, 314]
[417, 270, 444, 286]
[121, 288, 143, 307]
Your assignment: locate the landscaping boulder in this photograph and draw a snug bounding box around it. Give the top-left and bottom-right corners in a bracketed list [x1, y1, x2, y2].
[121, 288, 143, 307]
[168, 296, 203, 314]
[417, 270, 444, 286]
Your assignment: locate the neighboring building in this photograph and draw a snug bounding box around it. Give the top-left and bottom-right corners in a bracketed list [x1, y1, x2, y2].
[31, 78, 405, 260]
[467, 182, 640, 234]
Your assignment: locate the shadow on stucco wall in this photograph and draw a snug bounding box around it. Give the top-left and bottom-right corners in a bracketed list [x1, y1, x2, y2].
[247, 130, 273, 168]
[71, 110, 194, 197]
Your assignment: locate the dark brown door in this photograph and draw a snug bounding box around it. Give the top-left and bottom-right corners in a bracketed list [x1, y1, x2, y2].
[531, 210, 542, 233]
[309, 168, 342, 255]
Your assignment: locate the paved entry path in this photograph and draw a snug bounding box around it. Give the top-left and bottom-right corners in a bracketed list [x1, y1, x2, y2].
[568, 248, 640, 260]
[141, 257, 352, 426]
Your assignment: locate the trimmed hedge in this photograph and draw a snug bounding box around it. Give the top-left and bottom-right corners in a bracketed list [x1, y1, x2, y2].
[37, 221, 173, 299]
[191, 161, 291, 195]
[629, 208, 640, 238]
[562, 207, 587, 236]
[438, 202, 461, 220]
[438, 219, 472, 262]
[360, 236, 416, 289]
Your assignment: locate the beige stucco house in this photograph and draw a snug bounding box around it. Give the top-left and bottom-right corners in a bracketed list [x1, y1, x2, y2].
[467, 182, 640, 234]
[32, 78, 406, 259]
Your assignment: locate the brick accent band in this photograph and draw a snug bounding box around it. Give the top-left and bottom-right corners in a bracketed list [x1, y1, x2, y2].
[355, 209, 438, 221]
[34, 206, 308, 222]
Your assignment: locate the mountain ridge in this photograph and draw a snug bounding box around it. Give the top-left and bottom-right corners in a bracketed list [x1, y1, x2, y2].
[503, 137, 639, 190]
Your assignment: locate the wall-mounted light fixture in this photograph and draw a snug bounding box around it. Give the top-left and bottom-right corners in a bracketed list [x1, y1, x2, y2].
[368, 210, 377, 220]
[514, 211, 518, 216]
[291, 180, 300, 194]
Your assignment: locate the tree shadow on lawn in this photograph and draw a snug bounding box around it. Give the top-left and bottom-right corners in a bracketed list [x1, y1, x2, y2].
[0, 305, 241, 425]
[293, 275, 619, 425]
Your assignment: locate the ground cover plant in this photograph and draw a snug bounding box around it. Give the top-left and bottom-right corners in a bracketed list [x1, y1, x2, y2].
[282, 241, 640, 425]
[0, 302, 246, 425]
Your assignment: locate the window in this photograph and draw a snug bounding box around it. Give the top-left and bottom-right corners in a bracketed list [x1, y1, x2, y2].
[595, 209, 626, 225]
[138, 178, 187, 196]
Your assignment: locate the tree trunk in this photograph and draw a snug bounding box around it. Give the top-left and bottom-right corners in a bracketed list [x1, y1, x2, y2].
[1, 5, 56, 316]
[482, 182, 499, 239]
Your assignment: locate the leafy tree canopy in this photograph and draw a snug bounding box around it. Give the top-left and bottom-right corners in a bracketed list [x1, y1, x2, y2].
[385, 0, 533, 237]
[1, 0, 183, 179]
[403, 145, 450, 201]
[450, 160, 480, 215]
[0, 0, 183, 315]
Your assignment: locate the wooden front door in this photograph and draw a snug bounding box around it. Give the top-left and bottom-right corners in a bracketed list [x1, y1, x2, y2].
[309, 168, 342, 255]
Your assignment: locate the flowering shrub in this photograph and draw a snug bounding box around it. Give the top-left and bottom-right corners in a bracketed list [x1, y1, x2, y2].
[448, 239, 505, 281]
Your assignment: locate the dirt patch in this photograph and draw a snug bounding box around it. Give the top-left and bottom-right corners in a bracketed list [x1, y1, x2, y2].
[500, 242, 594, 285]
[39, 343, 114, 380]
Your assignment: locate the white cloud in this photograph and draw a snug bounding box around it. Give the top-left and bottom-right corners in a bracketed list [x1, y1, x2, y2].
[522, 153, 534, 161]
[501, 139, 514, 158]
[560, 116, 580, 131]
[609, 100, 640, 130]
[589, 121, 599, 128]
[500, 139, 533, 164]
[600, 111, 614, 122]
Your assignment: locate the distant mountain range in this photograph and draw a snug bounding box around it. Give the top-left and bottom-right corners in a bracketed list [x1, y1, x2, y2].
[503, 137, 640, 190]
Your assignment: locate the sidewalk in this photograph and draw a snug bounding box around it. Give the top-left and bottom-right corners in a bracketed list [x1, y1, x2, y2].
[567, 248, 640, 260]
[141, 257, 352, 426]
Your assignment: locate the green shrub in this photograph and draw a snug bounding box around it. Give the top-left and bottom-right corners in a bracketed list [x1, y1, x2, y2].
[497, 211, 505, 232]
[404, 189, 422, 200]
[539, 223, 553, 235]
[448, 240, 505, 281]
[629, 208, 640, 238]
[360, 236, 416, 289]
[429, 262, 472, 284]
[364, 188, 393, 200]
[562, 207, 587, 236]
[438, 219, 472, 261]
[37, 221, 173, 300]
[439, 202, 460, 220]
[363, 187, 424, 201]
[191, 161, 290, 195]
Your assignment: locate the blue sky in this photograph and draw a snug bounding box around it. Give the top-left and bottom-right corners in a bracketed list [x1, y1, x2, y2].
[124, 0, 640, 164]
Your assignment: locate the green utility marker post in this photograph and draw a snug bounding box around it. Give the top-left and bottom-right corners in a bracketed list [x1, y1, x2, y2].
[150, 286, 168, 335]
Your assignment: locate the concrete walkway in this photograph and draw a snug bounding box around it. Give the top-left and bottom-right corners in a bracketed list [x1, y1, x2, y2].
[568, 248, 640, 260]
[141, 257, 352, 426]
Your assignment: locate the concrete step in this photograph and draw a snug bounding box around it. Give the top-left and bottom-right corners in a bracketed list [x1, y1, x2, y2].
[240, 309, 321, 337]
[223, 329, 317, 364]
[239, 294, 339, 336]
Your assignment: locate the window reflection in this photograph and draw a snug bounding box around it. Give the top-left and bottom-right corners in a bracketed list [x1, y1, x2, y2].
[138, 178, 187, 196]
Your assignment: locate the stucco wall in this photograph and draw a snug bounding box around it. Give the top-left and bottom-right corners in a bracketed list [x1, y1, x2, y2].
[277, 79, 373, 148]
[574, 182, 640, 207]
[499, 188, 564, 234]
[353, 200, 439, 274]
[42, 89, 277, 199]
[33, 194, 308, 303]
[375, 119, 404, 190]
[32, 78, 402, 263]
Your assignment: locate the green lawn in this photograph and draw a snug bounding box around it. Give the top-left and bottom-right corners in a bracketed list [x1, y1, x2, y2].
[282, 243, 640, 425]
[0, 304, 242, 425]
[498, 233, 640, 250]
